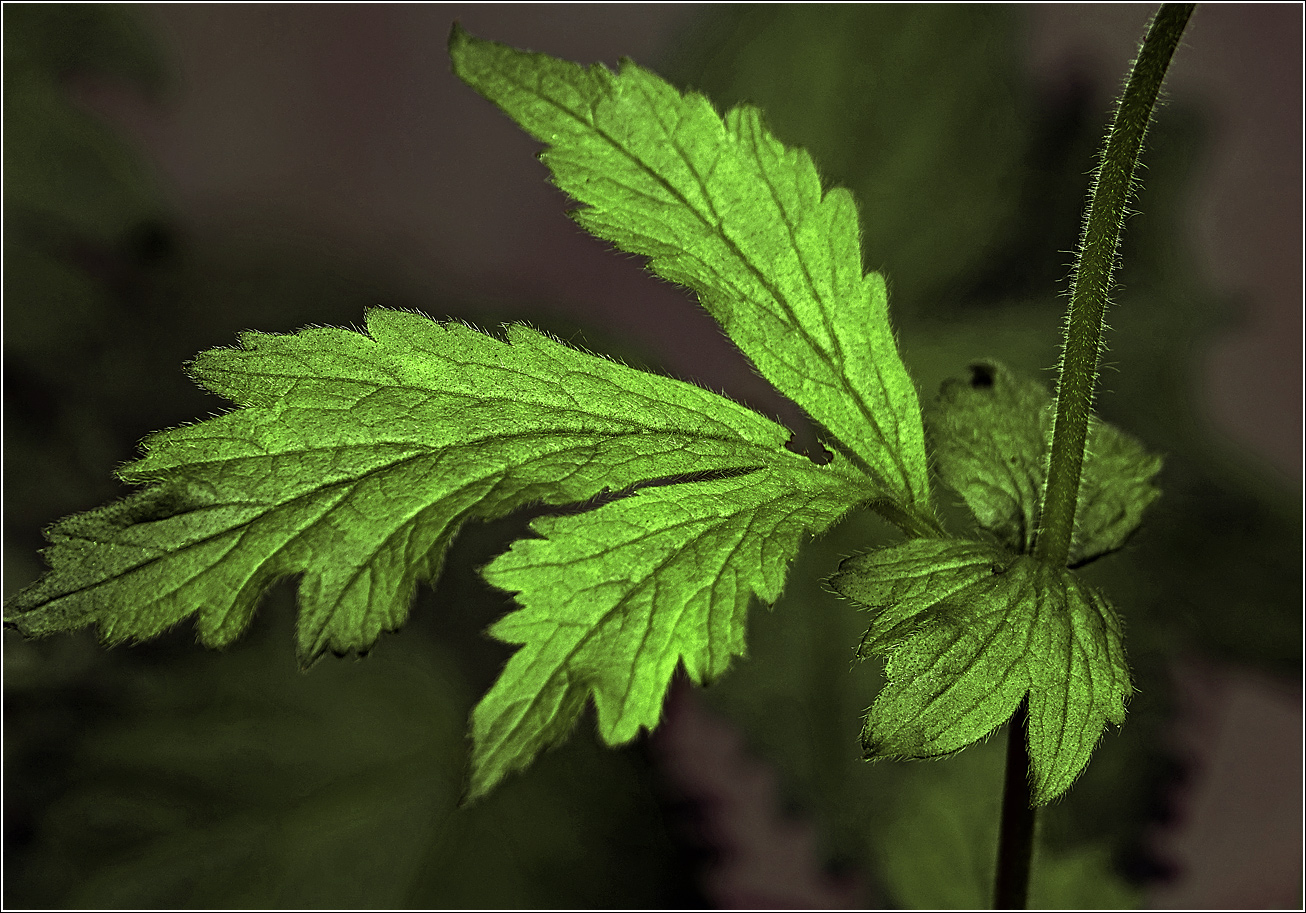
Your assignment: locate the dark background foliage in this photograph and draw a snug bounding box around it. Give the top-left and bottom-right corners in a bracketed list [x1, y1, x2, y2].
[4, 4, 1300, 908]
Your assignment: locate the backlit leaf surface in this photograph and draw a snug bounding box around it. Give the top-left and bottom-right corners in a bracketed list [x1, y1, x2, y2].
[450, 25, 933, 523]
[9, 309, 864, 669]
[927, 360, 1161, 564]
[474, 464, 867, 798]
[828, 538, 1131, 804]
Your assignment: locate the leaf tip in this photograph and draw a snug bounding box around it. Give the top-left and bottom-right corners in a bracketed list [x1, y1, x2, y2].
[447, 20, 466, 48]
[447, 21, 480, 77]
[462, 737, 518, 808]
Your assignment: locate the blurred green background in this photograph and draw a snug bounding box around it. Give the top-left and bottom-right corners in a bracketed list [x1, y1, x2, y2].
[4, 4, 1300, 908]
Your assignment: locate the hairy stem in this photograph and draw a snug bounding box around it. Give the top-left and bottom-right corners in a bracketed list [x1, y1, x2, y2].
[1033, 3, 1194, 569]
[993, 6, 1194, 909]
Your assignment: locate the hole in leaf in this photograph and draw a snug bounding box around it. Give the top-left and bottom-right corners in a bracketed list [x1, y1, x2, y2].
[968, 363, 995, 389]
[783, 432, 833, 465]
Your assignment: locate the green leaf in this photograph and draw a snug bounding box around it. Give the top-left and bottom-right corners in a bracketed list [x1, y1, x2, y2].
[827, 539, 1131, 805]
[927, 360, 1162, 564]
[449, 26, 934, 527]
[473, 462, 869, 799]
[6, 308, 842, 666]
[1073, 410, 1165, 566]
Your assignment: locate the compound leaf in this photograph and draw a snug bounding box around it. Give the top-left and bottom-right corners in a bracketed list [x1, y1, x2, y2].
[7, 308, 856, 667]
[828, 539, 1131, 804]
[450, 25, 934, 528]
[927, 360, 1162, 564]
[474, 462, 868, 799]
